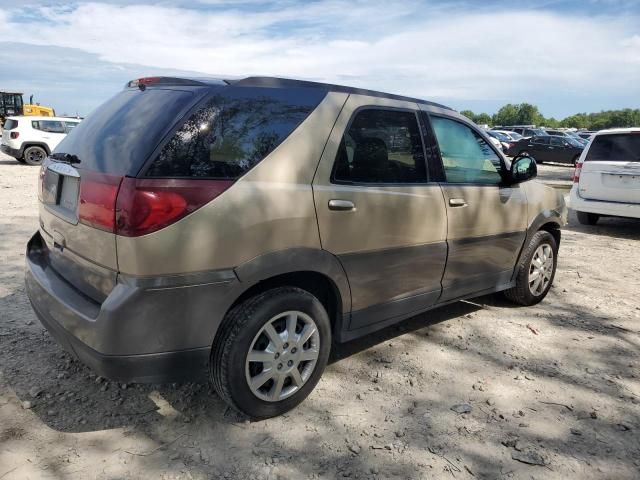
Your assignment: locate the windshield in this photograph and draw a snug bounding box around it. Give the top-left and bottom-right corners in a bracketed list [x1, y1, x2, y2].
[488, 130, 509, 141]
[507, 132, 523, 141]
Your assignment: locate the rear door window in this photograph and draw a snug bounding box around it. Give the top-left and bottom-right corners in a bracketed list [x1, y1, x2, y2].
[586, 134, 640, 162]
[145, 87, 326, 178]
[550, 137, 564, 146]
[332, 109, 427, 184]
[37, 121, 66, 133]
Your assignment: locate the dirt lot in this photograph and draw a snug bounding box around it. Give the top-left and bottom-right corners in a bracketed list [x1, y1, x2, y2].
[1, 153, 639, 479]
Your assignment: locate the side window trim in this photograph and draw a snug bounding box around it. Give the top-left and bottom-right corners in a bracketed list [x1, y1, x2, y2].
[330, 105, 431, 186]
[428, 113, 509, 186]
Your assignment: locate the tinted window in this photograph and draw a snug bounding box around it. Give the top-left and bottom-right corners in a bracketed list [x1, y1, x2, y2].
[34, 120, 66, 133]
[54, 88, 199, 175]
[550, 137, 564, 146]
[532, 137, 549, 145]
[431, 116, 503, 184]
[3, 119, 18, 130]
[586, 134, 640, 162]
[64, 121, 80, 133]
[147, 87, 325, 178]
[332, 109, 426, 184]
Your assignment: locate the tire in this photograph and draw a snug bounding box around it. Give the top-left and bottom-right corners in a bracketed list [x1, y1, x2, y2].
[576, 211, 599, 225]
[23, 146, 47, 166]
[211, 287, 331, 419]
[504, 231, 558, 306]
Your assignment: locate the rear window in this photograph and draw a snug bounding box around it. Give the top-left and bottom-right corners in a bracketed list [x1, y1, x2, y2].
[53, 88, 200, 175]
[3, 119, 18, 130]
[145, 87, 326, 178]
[585, 134, 640, 162]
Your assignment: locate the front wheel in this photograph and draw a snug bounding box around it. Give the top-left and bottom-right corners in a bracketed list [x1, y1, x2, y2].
[504, 231, 558, 306]
[211, 287, 331, 419]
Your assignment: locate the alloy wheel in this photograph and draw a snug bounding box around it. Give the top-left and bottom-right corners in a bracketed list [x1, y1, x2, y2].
[245, 310, 320, 402]
[528, 244, 554, 296]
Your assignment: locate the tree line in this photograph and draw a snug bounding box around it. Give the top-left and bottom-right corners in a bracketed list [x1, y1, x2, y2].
[460, 103, 640, 130]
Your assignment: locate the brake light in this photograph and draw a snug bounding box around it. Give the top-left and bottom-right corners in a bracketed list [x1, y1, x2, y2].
[115, 178, 234, 237]
[78, 172, 123, 232]
[10, 131, 19, 139]
[572, 161, 583, 183]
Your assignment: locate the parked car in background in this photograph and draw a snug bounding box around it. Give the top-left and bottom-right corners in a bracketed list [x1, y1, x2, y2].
[485, 132, 503, 150]
[577, 131, 596, 140]
[506, 135, 584, 164]
[544, 129, 589, 147]
[486, 130, 511, 150]
[570, 128, 640, 225]
[493, 130, 524, 142]
[1, 116, 81, 165]
[497, 125, 548, 138]
[24, 75, 566, 419]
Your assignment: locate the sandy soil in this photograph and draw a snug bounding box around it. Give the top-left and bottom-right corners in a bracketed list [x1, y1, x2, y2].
[1, 153, 639, 479]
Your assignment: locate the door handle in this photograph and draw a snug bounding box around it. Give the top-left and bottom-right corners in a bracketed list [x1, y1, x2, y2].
[448, 198, 467, 207]
[328, 199, 355, 211]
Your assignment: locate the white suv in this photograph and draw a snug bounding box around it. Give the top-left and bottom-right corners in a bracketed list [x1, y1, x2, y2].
[569, 128, 640, 224]
[1, 116, 81, 165]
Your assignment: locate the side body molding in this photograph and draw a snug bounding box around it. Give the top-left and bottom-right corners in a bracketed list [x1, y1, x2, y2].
[233, 248, 352, 315]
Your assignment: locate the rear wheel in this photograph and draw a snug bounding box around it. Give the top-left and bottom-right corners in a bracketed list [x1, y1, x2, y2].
[211, 287, 331, 419]
[23, 146, 47, 166]
[576, 211, 599, 225]
[504, 231, 558, 306]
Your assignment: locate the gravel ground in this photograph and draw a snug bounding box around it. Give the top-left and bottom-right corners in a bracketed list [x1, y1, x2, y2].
[1, 152, 639, 479]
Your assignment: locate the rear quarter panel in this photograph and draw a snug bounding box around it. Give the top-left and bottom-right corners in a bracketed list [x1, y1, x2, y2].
[116, 92, 349, 276]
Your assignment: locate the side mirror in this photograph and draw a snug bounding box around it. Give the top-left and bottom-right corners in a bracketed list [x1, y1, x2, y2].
[510, 155, 537, 184]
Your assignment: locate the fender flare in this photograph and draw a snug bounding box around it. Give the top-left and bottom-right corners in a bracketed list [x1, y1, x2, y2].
[233, 247, 352, 314]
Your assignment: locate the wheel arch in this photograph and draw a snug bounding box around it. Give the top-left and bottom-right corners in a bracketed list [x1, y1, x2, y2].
[229, 248, 352, 335]
[22, 142, 51, 156]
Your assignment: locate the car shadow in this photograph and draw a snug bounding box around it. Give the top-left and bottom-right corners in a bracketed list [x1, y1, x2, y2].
[565, 211, 640, 241]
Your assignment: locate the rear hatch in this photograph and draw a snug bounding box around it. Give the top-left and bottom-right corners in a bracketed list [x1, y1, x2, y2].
[578, 132, 640, 204]
[38, 82, 208, 303]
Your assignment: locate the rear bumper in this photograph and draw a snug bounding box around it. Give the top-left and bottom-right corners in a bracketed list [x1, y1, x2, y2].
[1, 143, 22, 158]
[569, 186, 640, 219]
[25, 231, 241, 383]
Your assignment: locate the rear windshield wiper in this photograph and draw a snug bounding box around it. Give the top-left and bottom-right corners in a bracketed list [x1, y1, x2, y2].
[50, 152, 81, 164]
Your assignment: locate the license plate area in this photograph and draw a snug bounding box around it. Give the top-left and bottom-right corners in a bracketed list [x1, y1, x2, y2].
[43, 162, 80, 223]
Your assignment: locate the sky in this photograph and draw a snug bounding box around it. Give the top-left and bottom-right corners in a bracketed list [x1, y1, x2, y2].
[0, 0, 639, 118]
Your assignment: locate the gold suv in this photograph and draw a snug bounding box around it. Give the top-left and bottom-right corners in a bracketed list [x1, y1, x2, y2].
[25, 76, 567, 418]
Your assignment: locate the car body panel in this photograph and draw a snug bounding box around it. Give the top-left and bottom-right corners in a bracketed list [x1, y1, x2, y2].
[312, 94, 448, 327]
[116, 91, 349, 276]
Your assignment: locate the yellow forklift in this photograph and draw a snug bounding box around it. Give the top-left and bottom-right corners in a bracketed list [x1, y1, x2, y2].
[0, 92, 55, 126]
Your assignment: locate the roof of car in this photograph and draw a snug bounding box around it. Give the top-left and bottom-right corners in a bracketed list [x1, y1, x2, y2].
[227, 76, 454, 110]
[594, 127, 640, 136]
[5, 115, 81, 122]
[128, 75, 454, 111]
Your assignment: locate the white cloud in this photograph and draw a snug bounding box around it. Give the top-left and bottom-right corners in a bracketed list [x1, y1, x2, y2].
[0, 1, 638, 116]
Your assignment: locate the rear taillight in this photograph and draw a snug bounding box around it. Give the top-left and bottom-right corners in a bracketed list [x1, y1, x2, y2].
[114, 178, 234, 237]
[78, 172, 123, 232]
[10, 131, 19, 139]
[572, 161, 583, 183]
